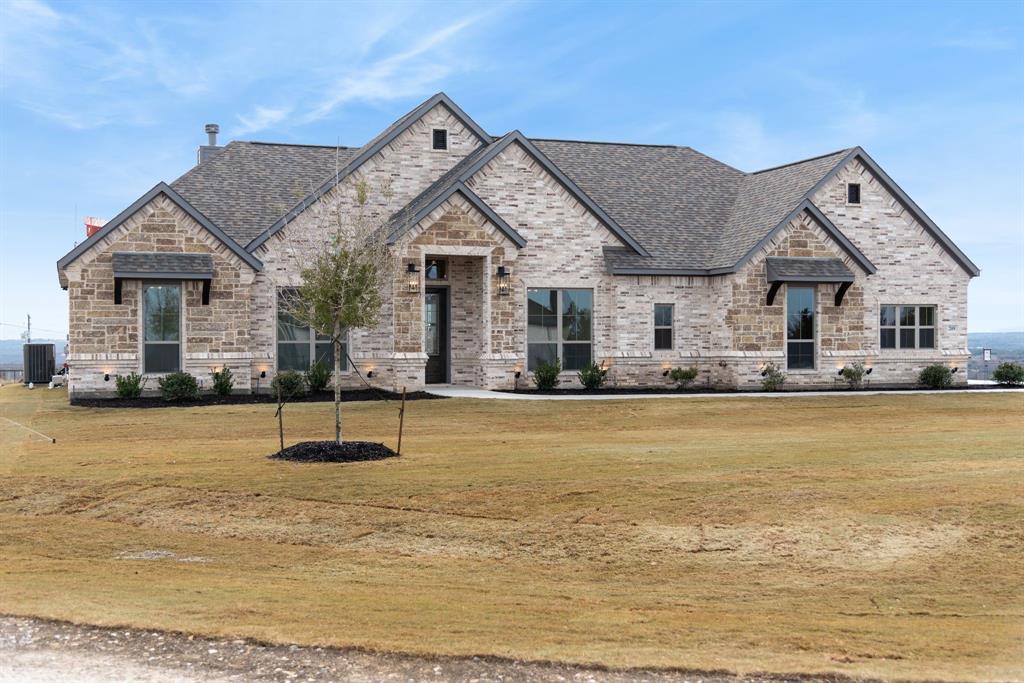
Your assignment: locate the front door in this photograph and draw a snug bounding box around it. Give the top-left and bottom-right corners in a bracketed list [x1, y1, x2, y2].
[424, 287, 448, 384]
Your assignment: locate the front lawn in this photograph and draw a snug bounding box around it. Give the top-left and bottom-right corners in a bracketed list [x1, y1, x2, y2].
[1, 385, 1021, 681]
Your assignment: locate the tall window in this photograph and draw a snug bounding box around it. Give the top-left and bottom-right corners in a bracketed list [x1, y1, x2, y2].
[276, 291, 347, 371]
[786, 286, 815, 370]
[527, 288, 592, 370]
[880, 305, 935, 349]
[143, 283, 181, 373]
[847, 183, 861, 204]
[432, 129, 448, 150]
[654, 304, 673, 350]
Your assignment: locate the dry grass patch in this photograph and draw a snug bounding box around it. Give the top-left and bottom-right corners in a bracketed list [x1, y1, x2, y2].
[1, 385, 1022, 680]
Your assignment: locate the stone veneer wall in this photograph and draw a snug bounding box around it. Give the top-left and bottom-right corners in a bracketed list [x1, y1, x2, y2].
[249, 102, 486, 391]
[63, 195, 255, 396]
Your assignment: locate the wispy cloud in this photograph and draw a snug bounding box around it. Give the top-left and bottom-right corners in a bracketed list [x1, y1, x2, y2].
[937, 28, 1016, 51]
[233, 105, 293, 136]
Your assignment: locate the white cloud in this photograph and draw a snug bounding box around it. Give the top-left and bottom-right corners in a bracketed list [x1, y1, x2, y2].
[233, 106, 293, 136]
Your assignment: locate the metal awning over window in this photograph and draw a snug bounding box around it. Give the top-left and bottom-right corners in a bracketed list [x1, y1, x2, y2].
[112, 252, 213, 305]
[765, 257, 855, 306]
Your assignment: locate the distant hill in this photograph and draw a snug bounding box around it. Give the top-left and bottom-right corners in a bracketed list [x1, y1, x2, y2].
[968, 331, 1024, 357]
[0, 339, 67, 368]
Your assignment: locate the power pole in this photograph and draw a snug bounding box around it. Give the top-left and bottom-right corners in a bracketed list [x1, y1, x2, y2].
[26, 314, 31, 343]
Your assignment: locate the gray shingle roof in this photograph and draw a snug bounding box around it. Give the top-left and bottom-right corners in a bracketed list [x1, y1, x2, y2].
[765, 256, 854, 283]
[112, 251, 213, 278]
[171, 141, 356, 246]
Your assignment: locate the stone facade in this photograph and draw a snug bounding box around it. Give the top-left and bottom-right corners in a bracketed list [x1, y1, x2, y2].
[63, 195, 255, 396]
[60, 106, 972, 395]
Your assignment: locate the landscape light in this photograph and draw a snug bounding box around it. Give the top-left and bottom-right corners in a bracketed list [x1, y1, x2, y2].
[865, 367, 873, 375]
[104, 373, 110, 382]
[260, 370, 266, 378]
[951, 367, 959, 373]
[662, 369, 670, 377]
[514, 370, 521, 379]
[837, 368, 845, 376]
[367, 370, 374, 378]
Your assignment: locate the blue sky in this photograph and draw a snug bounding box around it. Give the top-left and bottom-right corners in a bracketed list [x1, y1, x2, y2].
[1, 0, 1021, 339]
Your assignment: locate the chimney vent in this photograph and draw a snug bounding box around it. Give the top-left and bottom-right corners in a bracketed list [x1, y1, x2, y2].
[197, 123, 223, 165]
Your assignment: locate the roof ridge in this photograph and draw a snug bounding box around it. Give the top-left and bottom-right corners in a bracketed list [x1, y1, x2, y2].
[244, 140, 356, 149]
[750, 148, 853, 175]
[531, 137, 691, 150]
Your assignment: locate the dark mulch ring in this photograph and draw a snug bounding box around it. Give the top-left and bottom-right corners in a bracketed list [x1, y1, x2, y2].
[71, 388, 444, 409]
[271, 440, 398, 463]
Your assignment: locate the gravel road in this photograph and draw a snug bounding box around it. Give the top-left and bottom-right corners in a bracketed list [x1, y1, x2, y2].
[0, 616, 856, 683]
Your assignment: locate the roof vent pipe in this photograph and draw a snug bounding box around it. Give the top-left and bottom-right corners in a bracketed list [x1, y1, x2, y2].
[198, 123, 222, 165]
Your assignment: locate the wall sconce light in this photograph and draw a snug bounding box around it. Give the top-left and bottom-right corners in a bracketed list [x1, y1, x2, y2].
[496, 265, 511, 296]
[514, 370, 521, 379]
[104, 373, 110, 382]
[407, 262, 421, 293]
[260, 370, 266, 378]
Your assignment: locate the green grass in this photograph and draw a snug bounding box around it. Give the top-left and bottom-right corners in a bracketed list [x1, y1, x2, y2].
[1, 385, 1022, 680]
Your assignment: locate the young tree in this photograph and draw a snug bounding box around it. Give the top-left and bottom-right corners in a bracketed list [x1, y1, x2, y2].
[280, 177, 397, 444]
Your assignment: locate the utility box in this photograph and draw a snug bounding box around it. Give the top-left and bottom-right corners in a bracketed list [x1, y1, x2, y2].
[23, 344, 55, 384]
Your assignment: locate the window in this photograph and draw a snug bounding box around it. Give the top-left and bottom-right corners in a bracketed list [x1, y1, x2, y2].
[527, 288, 592, 371]
[654, 304, 673, 350]
[276, 291, 347, 371]
[847, 183, 861, 204]
[143, 283, 181, 373]
[880, 305, 935, 349]
[786, 286, 815, 370]
[432, 129, 448, 150]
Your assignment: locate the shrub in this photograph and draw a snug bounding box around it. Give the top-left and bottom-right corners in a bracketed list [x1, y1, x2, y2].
[211, 367, 234, 396]
[532, 359, 561, 391]
[668, 366, 699, 389]
[271, 370, 307, 399]
[158, 371, 199, 401]
[760, 362, 786, 392]
[840, 362, 866, 389]
[992, 361, 1024, 386]
[577, 361, 607, 390]
[115, 372, 144, 399]
[306, 360, 331, 392]
[918, 364, 953, 389]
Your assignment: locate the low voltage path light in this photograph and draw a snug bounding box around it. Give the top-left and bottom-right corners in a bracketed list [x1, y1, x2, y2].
[407, 263, 421, 293]
[496, 265, 511, 296]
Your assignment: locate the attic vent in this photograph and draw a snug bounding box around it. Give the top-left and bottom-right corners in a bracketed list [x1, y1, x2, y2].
[847, 183, 861, 204]
[432, 129, 448, 150]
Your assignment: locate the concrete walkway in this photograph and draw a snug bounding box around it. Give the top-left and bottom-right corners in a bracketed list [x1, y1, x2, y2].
[427, 385, 1023, 401]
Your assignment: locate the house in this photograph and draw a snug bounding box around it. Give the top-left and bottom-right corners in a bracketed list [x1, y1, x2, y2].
[56, 93, 979, 395]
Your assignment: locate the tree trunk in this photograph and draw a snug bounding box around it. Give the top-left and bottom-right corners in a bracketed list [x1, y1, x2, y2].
[334, 322, 343, 445]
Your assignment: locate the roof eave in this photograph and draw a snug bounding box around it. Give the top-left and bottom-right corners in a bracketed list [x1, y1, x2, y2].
[387, 181, 527, 248]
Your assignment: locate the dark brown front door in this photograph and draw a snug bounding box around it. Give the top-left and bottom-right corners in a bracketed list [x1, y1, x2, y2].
[424, 287, 448, 384]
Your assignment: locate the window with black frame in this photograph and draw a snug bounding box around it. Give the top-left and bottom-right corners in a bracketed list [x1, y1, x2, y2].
[654, 303, 673, 350]
[527, 288, 592, 370]
[786, 286, 815, 370]
[879, 305, 935, 349]
[143, 283, 181, 373]
[276, 291, 347, 371]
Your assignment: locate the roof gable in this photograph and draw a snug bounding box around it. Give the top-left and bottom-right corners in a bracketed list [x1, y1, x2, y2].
[244, 92, 492, 251]
[388, 179, 526, 248]
[56, 182, 262, 279]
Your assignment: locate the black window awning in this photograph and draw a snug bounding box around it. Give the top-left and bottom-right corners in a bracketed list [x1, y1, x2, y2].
[765, 257, 855, 306]
[112, 252, 214, 304]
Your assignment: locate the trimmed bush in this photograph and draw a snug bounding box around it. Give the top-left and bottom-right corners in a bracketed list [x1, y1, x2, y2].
[919, 364, 953, 389]
[577, 361, 607, 390]
[668, 366, 699, 389]
[306, 360, 331, 392]
[211, 367, 234, 396]
[271, 370, 307, 399]
[158, 371, 199, 401]
[761, 362, 786, 392]
[115, 372, 144, 399]
[532, 359, 561, 391]
[992, 361, 1024, 386]
[840, 362, 866, 390]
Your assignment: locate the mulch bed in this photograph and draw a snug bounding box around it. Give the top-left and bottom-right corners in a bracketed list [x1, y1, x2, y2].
[270, 440, 398, 463]
[502, 384, 1018, 395]
[71, 388, 444, 409]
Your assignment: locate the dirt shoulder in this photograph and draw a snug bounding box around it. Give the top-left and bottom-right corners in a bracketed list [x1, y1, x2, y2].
[0, 616, 856, 683]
